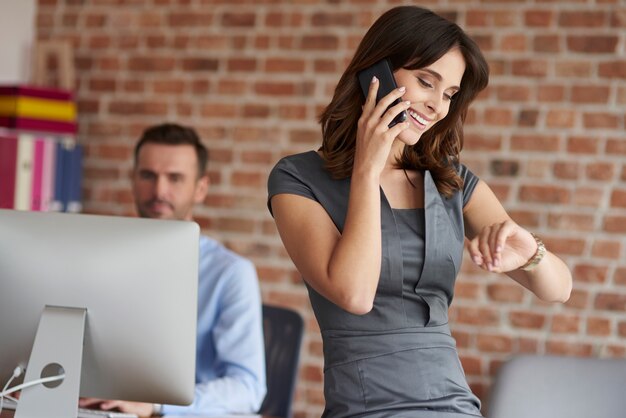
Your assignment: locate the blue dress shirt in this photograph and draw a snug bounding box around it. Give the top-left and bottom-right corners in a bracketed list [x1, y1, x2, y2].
[162, 235, 266, 416]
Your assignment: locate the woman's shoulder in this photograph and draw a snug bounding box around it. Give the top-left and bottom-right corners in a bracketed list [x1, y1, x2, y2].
[273, 150, 322, 170]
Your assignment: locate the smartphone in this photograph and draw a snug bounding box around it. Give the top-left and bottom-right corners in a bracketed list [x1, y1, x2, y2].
[357, 58, 407, 128]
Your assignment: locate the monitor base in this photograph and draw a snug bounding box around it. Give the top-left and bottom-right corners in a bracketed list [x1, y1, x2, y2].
[16, 305, 86, 418]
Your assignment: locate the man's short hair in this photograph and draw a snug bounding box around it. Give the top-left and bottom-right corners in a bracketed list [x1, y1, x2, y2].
[134, 123, 209, 177]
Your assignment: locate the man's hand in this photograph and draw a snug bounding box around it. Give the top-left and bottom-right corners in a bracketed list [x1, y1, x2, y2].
[79, 398, 155, 417]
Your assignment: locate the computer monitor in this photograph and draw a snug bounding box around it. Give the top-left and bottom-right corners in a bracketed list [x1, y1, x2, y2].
[0, 209, 199, 418]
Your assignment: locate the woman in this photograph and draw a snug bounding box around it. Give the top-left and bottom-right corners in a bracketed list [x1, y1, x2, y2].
[267, 6, 572, 418]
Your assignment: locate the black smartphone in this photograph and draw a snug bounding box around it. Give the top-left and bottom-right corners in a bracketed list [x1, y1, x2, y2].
[357, 58, 407, 128]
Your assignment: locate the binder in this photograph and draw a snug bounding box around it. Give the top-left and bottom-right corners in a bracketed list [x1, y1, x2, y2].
[0, 134, 18, 208]
[40, 137, 57, 212]
[14, 134, 34, 211]
[31, 137, 45, 211]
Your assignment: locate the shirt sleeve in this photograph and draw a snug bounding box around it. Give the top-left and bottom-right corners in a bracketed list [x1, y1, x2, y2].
[267, 156, 317, 217]
[459, 163, 480, 208]
[162, 258, 266, 416]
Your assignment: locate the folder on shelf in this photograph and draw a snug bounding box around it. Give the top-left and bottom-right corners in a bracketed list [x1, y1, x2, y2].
[14, 134, 34, 211]
[0, 133, 18, 209]
[50, 140, 82, 213]
[0, 96, 76, 122]
[0, 116, 77, 135]
[0, 84, 77, 134]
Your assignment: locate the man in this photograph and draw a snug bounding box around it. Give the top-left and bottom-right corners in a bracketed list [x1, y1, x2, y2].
[81, 123, 266, 416]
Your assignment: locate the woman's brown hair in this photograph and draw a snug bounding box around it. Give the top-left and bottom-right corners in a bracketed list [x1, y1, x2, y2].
[319, 6, 489, 197]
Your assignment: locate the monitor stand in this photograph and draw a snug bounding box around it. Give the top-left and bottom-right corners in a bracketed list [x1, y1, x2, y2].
[15, 305, 87, 418]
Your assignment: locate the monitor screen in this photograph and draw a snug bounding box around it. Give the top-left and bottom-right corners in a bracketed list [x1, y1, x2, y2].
[0, 209, 198, 416]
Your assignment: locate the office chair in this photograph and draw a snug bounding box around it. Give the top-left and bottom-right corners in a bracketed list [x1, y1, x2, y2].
[258, 304, 304, 418]
[487, 354, 626, 418]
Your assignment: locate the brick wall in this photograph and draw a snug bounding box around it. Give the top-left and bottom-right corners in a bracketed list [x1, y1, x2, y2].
[36, 0, 625, 416]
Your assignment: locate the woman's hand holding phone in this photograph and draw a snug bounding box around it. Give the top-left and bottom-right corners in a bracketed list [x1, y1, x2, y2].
[354, 76, 411, 178]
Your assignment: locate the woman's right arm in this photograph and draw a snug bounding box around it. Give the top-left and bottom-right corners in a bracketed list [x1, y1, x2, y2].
[270, 79, 410, 315]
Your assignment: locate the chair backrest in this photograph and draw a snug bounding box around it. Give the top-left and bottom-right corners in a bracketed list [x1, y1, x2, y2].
[258, 304, 304, 418]
[487, 354, 626, 418]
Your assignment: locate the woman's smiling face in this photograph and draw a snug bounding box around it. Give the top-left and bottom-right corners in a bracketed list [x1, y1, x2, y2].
[393, 47, 466, 146]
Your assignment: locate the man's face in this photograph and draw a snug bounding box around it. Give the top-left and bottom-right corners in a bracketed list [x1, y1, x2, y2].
[132, 143, 208, 221]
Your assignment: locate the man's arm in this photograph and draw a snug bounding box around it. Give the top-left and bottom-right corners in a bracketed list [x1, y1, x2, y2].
[162, 257, 266, 416]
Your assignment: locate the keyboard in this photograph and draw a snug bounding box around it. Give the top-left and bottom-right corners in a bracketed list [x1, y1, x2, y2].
[2, 398, 138, 418]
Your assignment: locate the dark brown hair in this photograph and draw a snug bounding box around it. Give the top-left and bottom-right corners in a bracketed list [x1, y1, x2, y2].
[134, 123, 209, 178]
[319, 6, 489, 197]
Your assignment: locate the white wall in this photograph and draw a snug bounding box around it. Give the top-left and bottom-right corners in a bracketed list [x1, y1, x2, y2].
[0, 0, 36, 84]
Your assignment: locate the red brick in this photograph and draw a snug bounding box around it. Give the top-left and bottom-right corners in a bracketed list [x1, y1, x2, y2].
[567, 136, 599, 154]
[586, 162, 614, 181]
[546, 109, 576, 128]
[168, 12, 213, 27]
[583, 112, 620, 129]
[525, 10, 554, 26]
[454, 307, 501, 326]
[486, 283, 525, 303]
[512, 59, 548, 77]
[604, 216, 626, 233]
[548, 213, 594, 232]
[519, 185, 570, 204]
[573, 187, 604, 207]
[265, 58, 306, 73]
[476, 334, 513, 353]
[511, 134, 560, 152]
[533, 34, 560, 53]
[571, 85, 611, 104]
[509, 311, 546, 329]
[599, 61, 626, 78]
[555, 61, 593, 77]
[128, 56, 175, 72]
[242, 104, 271, 118]
[543, 237, 585, 255]
[587, 317, 611, 336]
[181, 58, 218, 72]
[591, 240, 621, 259]
[559, 11, 608, 27]
[605, 139, 626, 155]
[221, 12, 256, 27]
[516, 337, 540, 354]
[567, 35, 618, 53]
[200, 103, 238, 118]
[546, 341, 593, 356]
[227, 58, 257, 72]
[517, 109, 539, 127]
[553, 161, 580, 180]
[573, 264, 609, 283]
[537, 84, 566, 102]
[255, 82, 295, 96]
[496, 85, 531, 101]
[551, 314, 580, 333]
[464, 133, 503, 151]
[311, 12, 353, 26]
[301, 35, 339, 50]
[564, 289, 589, 310]
[595, 292, 626, 311]
[500, 34, 527, 52]
[108, 100, 168, 116]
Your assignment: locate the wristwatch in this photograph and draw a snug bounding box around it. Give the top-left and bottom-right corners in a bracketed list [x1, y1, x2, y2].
[520, 233, 546, 271]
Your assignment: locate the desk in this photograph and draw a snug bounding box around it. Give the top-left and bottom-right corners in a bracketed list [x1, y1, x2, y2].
[1, 411, 270, 418]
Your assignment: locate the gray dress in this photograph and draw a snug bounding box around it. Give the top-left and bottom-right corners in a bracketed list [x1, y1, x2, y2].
[267, 151, 483, 418]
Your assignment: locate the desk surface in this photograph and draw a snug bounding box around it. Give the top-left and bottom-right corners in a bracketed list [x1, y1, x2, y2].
[0, 411, 269, 418]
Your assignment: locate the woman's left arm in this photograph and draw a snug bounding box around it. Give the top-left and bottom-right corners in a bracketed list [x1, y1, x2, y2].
[464, 180, 572, 303]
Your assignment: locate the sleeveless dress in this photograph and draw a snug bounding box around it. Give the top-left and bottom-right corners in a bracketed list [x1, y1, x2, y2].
[267, 151, 483, 418]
